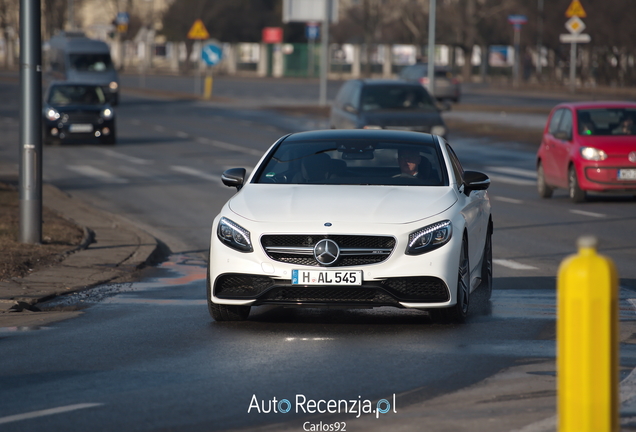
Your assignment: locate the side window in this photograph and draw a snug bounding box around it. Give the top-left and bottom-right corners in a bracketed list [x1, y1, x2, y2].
[446, 144, 464, 188]
[548, 109, 564, 135]
[335, 82, 352, 109]
[349, 83, 361, 110]
[558, 109, 573, 138]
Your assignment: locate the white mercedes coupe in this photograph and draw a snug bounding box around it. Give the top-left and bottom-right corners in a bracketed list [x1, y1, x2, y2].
[208, 130, 492, 322]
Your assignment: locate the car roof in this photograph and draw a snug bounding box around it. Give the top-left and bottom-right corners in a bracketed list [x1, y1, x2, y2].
[354, 79, 426, 87]
[281, 129, 438, 145]
[554, 101, 636, 110]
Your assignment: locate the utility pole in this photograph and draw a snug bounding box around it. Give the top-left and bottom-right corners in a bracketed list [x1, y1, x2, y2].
[19, 0, 43, 244]
[427, 0, 436, 98]
[319, 0, 331, 106]
[537, 0, 544, 76]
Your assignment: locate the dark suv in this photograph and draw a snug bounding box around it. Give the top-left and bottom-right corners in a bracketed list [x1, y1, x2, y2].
[399, 63, 461, 103]
[330, 79, 448, 138]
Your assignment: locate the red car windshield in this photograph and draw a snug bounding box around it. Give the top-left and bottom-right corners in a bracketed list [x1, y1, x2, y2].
[577, 108, 636, 136]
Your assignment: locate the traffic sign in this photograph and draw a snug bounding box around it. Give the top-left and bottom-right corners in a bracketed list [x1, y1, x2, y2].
[507, 15, 528, 25]
[202, 44, 223, 66]
[116, 12, 129, 25]
[187, 20, 210, 40]
[565, 0, 587, 18]
[565, 16, 586, 35]
[306, 22, 319, 40]
[560, 33, 591, 43]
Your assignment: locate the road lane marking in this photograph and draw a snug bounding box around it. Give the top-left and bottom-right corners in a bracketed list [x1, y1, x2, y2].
[195, 137, 263, 157]
[493, 196, 524, 204]
[67, 165, 129, 184]
[170, 165, 218, 182]
[486, 166, 538, 179]
[95, 149, 153, 165]
[569, 209, 606, 218]
[493, 259, 539, 270]
[154, 125, 165, 132]
[486, 174, 536, 187]
[176, 131, 189, 139]
[0, 403, 104, 425]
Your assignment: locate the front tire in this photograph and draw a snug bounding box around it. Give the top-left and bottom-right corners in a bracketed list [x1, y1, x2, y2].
[207, 266, 250, 321]
[537, 162, 554, 198]
[568, 166, 586, 203]
[431, 236, 470, 323]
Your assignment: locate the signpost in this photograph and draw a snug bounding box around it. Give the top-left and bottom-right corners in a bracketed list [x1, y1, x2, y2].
[561, 0, 589, 93]
[508, 15, 527, 87]
[201, 43, 222, 99]
[306, 22, 319, 77]
[187, 19, 211, 96]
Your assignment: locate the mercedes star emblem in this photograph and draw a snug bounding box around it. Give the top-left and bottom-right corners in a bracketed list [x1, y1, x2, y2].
[314, 239, 340, 266]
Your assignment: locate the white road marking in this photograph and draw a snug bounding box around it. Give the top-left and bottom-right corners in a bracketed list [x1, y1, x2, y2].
[154, 125, 165, 132]
[0, 403, 104, 425]
[67, 165, 129, 184]
[195, 137, 262, 157]
[170, 165, 218, 182]
[486, 174, 536, 187]
[176, 131, 189, 139]
[486, 166, 538, 179]
[569, 209, 606, 218]
[493, 196, 524, 204]
[493, 259, 539, 270]
[95, 149, 153, 165]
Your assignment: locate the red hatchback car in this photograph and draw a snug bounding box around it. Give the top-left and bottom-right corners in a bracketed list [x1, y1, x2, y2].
[536, 101, 636, 202]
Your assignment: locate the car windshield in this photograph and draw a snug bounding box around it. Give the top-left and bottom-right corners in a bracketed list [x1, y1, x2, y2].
[360, 85, 436, 112]
[253, 139, 448, 186]
[577, 108, 636, 136]
[69, 53, 114, 72]
[48, 85, 106, 106]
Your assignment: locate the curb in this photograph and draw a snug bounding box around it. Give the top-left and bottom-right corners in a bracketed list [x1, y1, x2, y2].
[0, 182, 166, 310]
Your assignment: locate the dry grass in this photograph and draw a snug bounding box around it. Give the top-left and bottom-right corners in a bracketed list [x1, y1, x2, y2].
[0, 182, 84, 281]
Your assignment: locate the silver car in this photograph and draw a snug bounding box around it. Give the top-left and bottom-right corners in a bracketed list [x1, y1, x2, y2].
[399, 64, 461, 103]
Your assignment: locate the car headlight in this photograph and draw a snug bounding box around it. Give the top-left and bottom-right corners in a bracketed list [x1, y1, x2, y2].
[109, 81, 119, 91]
[580, 147, 607, 161]
[431, 125, 446, 136]
[101, 108, 114, 120]
[217, 217, 252, 252]
[45, 108, 60, 121]
[406, 220, 452, 255]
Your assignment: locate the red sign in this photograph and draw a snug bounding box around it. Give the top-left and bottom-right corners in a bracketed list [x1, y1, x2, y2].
[262, 27, 283, 44]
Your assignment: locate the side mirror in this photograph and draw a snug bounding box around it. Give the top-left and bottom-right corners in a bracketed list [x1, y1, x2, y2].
[344, 103, 357, 114]
[463, 171, 490, 195]
[554, 130, 571, 141]
[221, 168, 246, 191]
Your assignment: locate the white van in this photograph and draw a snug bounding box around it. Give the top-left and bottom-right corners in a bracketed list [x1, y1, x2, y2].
[47, 32, 120, 105]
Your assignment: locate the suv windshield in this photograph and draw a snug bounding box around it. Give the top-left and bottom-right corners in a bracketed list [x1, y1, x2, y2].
[48, 85, 106, 106]
[360, 85, 436, 112]
[577, 108, 636, 136]
[254, 139, 448, 186]
[69, 54, 114, 72]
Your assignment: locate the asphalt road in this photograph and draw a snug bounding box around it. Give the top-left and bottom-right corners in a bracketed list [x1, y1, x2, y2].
[1, 78, 636, 431]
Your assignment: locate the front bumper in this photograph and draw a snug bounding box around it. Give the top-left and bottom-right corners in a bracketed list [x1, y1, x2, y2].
[44, 119, 115, 141]
[208, 216, 463, 310]
[579, 162, 636, 191]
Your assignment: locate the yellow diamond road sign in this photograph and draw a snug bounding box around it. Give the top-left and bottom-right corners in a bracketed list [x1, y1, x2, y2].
[565, 16, 586, 35]
[565, 0, 587, 18]
[187, 19, 210, 40]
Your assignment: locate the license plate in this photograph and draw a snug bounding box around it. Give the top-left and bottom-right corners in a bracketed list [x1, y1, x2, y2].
[618, 169, 636, 180]
[69, 124, 93, 133]
[291, 270, 362, 286]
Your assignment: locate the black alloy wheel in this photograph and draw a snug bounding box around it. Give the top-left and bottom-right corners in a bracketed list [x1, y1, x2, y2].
[537, 162, 554, 198]
[207, 265, 251, 322]
[431, 236, 470, 323]
[568, 166, 586, 203]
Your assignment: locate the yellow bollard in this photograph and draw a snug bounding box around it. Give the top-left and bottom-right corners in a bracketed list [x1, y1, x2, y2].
[203, 75, 213, 99]
[557, 236, 619, 432]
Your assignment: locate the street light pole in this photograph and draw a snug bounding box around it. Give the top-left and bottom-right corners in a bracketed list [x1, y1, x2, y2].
[319, 0, 331, 106]
[19, 0, 42, 244]
[427, 0, 436, 98]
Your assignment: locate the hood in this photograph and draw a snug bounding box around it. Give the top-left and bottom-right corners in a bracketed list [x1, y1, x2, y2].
[66, 70, 118, 85]
[578, 136, 636, 157]
[361, 110, 443, 127]
[229, 184, 457, 225]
